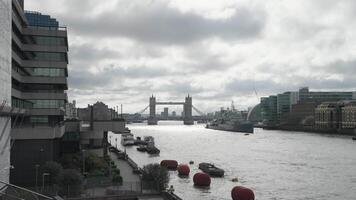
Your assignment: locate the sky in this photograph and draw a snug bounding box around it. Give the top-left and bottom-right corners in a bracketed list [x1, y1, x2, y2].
[25, 0, 356, 113]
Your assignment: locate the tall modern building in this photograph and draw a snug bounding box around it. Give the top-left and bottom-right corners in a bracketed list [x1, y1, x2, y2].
[260, 95, 277, 127]
[299, 87, 356, 103]
[0, 0, 12, 185]
[10, 0, 69, 185]
[277, 91, 299, 121]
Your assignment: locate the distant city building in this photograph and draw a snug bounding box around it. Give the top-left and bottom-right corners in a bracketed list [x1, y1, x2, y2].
[65, 100, 78, 120]
[162, 107, 169, 119]
[299, 87, 356, 103]
[260, 96, 277, 127]
[341, 102, 356, 129]
[277, 91, 299, 121]
[314, 102, 339, 130]
[247, 104, 262, 123]
[279, 102, 318, 131]
[260, 87, 356, 128]
[78, 102, 118, 121]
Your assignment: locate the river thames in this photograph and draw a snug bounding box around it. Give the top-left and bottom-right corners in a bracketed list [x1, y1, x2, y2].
[109, 121, 356, 200]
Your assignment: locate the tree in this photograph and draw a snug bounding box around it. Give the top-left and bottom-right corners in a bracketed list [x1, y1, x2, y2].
[142, 163, 169, 191]
[57, 169, 83, 197]
[41, 161, 63, 185]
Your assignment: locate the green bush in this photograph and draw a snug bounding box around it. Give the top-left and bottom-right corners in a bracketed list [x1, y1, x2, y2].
[112, 174, 123, 184]
[142, 163, 169, 191]
[112, 169, 120, 175]
[41, 161, 63, 185]
[57, 169, 83, 197]
[89, 169, 105, 177]
[60, 154, 81, 170]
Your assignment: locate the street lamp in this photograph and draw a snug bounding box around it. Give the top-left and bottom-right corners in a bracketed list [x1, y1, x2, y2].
[35, 164, 40, 191]
[42, 172, 50, 192]
[82, 149, 86, 175]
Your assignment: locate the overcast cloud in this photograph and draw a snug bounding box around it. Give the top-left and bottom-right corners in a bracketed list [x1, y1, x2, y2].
[25, 0, 356, 113]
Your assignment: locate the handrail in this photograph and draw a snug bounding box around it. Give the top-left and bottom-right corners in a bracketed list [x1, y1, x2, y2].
[26, 25, 67, 31]
[0, 179, 54, 200]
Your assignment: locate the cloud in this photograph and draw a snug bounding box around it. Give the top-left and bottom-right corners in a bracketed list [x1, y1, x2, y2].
[24, 0, 356, 112]
[52, 0, 266, 45]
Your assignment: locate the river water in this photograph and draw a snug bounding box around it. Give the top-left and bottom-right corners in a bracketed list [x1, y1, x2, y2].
[108, 121, 356, 200]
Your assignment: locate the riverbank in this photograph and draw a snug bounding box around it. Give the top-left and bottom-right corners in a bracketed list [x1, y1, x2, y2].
[108, 138, 183, 200]
[260, 125, 356, 136]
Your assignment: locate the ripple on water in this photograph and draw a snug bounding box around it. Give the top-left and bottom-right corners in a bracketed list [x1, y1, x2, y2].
[109, 121, 356, 200]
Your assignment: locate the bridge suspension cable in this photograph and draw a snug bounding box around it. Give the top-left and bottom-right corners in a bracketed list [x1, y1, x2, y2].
[192, 105, 205, 116]
[136, 105, 149, 114]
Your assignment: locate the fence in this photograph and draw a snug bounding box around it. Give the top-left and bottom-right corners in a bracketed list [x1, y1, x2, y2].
[17, 180, 158, 199]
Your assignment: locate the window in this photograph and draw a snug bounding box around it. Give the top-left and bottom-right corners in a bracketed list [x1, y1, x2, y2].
[30, 99, 65, 109]
[11, 97, 33, 109]
[33, 36, 66, 46]
[25, 68, 65, 77]
[30, 116, 48, 123]
[30, 52, 66, 62]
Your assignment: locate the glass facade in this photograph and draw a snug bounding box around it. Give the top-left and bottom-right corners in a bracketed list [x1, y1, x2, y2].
[25, 11, 59, 27]
[30, 99, 65, 109]
[30, 116, 49, 123]
[32, 36, 66, 46]
[25, 67, 66, 77]
[12, 97, 33, 109]
[31, 52, 66, 62]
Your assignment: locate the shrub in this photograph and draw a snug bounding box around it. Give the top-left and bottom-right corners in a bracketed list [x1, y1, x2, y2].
[57, 169, 83, 197]
[41, 161, 63, 185]
[142, 163, 169, 191]
[112, 174, 123, 185]
[60, 154, 81, 170]
[112, 169, 120, 175]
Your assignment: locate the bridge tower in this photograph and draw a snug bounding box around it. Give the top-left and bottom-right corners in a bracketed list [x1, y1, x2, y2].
[184, 95, 194, 125]
[148, 95, 157, 125]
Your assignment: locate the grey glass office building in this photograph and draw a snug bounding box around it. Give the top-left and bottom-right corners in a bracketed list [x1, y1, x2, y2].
[10, 0, 68, 185]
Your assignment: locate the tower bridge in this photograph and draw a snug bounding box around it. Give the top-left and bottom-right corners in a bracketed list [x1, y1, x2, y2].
[149, 95, 193, 125]
[136, 95, 206, 125]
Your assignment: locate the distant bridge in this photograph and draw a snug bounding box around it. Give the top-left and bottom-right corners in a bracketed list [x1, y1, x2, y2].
[136, 95, 205, 125]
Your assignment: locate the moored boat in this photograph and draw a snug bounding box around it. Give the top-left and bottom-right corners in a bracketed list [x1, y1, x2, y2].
[121, 134, 135, 146]
[198, 162, 224, 177]
[136, 145, 147, 152]
[146, 146, 160, 154]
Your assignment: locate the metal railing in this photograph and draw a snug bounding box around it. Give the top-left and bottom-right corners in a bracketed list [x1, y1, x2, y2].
[0, 180, 56, 200]
[26, 26, 67, 31]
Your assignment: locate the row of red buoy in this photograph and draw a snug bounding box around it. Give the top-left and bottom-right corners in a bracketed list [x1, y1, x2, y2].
[160, 160, 255, 200]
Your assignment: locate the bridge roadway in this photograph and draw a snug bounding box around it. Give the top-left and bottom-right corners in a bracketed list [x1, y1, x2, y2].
[155, 102, 185, 105]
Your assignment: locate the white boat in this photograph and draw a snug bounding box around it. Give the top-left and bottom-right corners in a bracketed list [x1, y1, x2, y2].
[121, 134, 135, 146]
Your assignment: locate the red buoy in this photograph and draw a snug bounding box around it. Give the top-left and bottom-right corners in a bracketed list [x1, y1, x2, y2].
[177, 164, 190, 176]
[193, 172, 211, 186]
[160, 160, 178, 170]
[231, 186, 255, 200]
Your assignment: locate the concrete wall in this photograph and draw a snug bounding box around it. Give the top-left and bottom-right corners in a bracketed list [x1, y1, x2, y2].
[0, 0, 11, 184]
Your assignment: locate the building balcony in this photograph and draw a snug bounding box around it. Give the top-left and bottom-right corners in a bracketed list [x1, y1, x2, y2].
[12, 50, 68, 68]
[11, 123, 65, 140]
[12, 33, 68, 53]
[11, 88, 67, 100]
[12, 69, 68, 86]
[0, 106, 28, 117]
[29, 108, 65, 116]
[23, 26, 67, 38]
